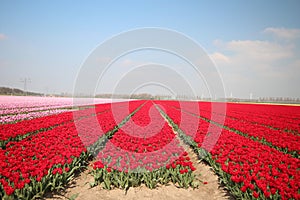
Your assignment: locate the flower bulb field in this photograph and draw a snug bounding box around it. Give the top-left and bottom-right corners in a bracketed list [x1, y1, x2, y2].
[0, 96, 299, 200]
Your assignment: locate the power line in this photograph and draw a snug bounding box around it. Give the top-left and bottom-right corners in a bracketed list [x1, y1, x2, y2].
[20, 78, 31, 95]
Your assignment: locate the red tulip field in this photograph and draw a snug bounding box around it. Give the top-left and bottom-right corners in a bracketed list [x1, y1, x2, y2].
[0, 97, 299, 200]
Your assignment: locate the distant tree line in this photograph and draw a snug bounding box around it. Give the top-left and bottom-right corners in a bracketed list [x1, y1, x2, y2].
[258, 97, 300, 103]
[0, 87, 42, 96]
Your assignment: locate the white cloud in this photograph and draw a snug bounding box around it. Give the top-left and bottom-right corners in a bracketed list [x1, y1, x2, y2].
[226, 40, 293, 64]
[212, 39, 293, 74]
[263, 27, 300, 40]
[211, 30, 300, 98]
[210, 52, 230, 65]
[0, 33, 7, 40]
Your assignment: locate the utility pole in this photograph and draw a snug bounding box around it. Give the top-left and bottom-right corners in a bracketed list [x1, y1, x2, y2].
[20, 78, 31, 96]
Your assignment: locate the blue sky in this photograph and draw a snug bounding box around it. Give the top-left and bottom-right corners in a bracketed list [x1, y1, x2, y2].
[0, 0, 300, 98]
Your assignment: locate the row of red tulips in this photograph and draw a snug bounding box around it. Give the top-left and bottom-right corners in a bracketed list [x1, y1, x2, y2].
[0, 101, 144, 199]
[226, 103, 300, 132]
[166, 101, 300, 134]
[188, 103, 299, 157]
[92, 151, 197, 190]
[0, 103, 115, 147]
[161, 100, 299, 157]
[198, 102, 300, 134]
[90, 101, 198, 190]
[156, 101, 300, 200]
[0, 121, 88, 199]
[221, 116, 299, 156]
